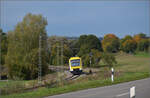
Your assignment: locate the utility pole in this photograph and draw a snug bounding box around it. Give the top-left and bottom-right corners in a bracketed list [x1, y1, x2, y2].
[61, 41, 63, 66]
[89, 52, 93, 74]
[57, 45, 59, 66]
[38, 33, 42, 84]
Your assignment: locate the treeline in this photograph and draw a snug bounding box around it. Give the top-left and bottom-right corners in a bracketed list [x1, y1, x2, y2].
[48, 33, 150, 67]
[0, 13, 150, 80]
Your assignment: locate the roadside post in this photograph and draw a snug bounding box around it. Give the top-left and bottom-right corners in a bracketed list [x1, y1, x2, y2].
[130, 86, 135, 98]
[111, 67, 114, 82]
[89, 52, 93, 74]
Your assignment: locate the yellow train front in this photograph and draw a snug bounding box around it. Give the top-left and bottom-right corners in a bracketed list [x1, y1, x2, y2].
[69, 57, 82, 75]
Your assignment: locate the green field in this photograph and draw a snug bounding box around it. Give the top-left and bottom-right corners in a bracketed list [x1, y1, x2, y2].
[0, 52, 150, 98]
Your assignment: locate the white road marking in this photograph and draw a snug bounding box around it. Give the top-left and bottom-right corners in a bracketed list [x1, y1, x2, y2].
[116, 92, 129, 97]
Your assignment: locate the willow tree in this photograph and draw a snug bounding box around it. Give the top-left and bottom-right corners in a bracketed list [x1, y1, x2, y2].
[5, 13, 49, 80]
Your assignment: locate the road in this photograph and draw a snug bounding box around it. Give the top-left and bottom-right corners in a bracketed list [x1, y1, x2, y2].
[45, 78, 150, 98]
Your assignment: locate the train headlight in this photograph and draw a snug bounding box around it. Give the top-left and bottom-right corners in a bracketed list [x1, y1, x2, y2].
[70, 69, 73, 71]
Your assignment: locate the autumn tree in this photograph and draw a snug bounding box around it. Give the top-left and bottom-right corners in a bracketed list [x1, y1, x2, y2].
[122, 39, 137, 53]
[120, 35, 132, 51]
[102, 34, 120, 53]
[133, 33, 146, 43]
[137, 39, 149, 52]
[133, 33, 149, 52]
[5, 13, 49, 80]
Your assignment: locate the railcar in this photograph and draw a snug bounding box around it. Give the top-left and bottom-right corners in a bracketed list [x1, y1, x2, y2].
[69, 57, 82, 75]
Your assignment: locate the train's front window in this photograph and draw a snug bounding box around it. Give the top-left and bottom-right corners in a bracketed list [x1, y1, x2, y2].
[71, 59, 80, 66]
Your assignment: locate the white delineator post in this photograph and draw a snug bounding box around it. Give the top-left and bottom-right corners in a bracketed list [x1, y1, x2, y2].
[111, 67, 114, 82]
[130, 86, 135, 98]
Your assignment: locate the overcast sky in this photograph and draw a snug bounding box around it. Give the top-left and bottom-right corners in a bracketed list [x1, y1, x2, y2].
[1, 0, 150, 38]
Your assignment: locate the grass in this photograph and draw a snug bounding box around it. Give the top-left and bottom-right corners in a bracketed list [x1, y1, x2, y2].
[134, 52, 150, 57]
[115, 52, 150, 73]
[1, 71, 149, 98]
[0, 52, 150, 98]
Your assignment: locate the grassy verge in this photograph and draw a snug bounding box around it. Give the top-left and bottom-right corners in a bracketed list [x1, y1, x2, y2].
[1, 71, 149, 98]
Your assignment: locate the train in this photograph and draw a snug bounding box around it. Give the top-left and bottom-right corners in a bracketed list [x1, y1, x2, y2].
[69, 57, 82, 75]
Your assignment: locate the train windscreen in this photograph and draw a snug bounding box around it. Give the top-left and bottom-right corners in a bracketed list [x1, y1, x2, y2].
[71, 59, 80, 66]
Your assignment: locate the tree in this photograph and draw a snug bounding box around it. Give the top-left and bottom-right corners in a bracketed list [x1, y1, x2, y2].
[101, 52, 117, 68]
[50, 42, 73, 66]
[122, 39, 137, 53]
[133, 33, 146, 43]
[137, 39, 149, 52]
[102, 34, 120, 53]
[120, 35, 133, 51]
[68, 39, 79, 56]
[133, 33, 149, 52]
[5, 13, 48, 80]
[81, 49, 101, 67]
[138, 33, 146, 38]
[0, 29, 8, 66]
[48, 36, 68, 46]
[48, 36, 73, 65]
[78, 44, 91, 57]
[77, 34, 102, 56]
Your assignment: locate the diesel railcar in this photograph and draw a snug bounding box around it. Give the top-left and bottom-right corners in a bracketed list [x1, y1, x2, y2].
[69, 57, 82, 75]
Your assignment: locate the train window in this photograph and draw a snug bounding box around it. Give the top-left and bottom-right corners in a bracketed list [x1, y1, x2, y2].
[71, 59, 80, 66]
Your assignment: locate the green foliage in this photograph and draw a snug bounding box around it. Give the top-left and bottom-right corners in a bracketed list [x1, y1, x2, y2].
[120, 35, 133, 50]
[137, 39, 149, 52]
[121, 38, 137, 53]
[138, 33, 146, 38]
[102, 34, 120, 53]
[50, 42, 73, 65]
[81, 49, 101, 67]
[101, 52, 117, 68]
[0, 29, 8, 66]
[91, 49, 102, 66]
[48, 36, 74, 65]
[68, 39, 79, 56]
[5, 13, 48, 80]
[78, 44, 90, 57]
[77, 34, 102, 56]
[48, 36, 68, 46]
[134, 52, 150, 57]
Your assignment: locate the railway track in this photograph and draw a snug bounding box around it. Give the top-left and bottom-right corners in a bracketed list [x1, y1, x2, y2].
[65, 74, 80, 81]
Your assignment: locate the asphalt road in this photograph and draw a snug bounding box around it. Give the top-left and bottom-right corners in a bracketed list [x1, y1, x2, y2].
[45, 78, 150, 98]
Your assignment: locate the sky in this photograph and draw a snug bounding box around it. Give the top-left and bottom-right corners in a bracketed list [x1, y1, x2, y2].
[0, 0, 150, 38]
